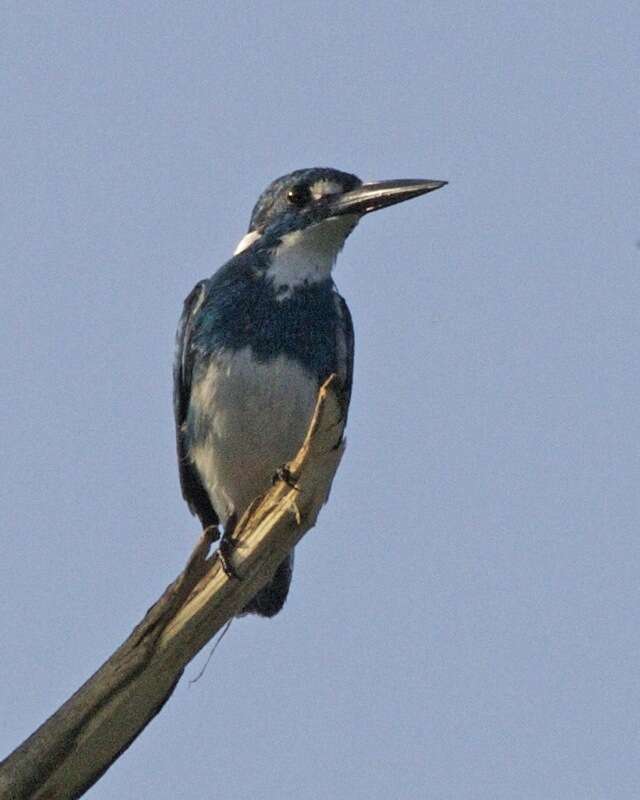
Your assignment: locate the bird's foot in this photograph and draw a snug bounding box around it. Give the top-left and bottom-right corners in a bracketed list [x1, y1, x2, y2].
[202, 524, 221, 543]
[218, 539, 241, 580]
[218, 512, 241, 580]
[272, 465, 300, 491]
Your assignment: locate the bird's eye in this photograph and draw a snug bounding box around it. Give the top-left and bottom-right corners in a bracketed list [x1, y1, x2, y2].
[287, 184, 310, 207]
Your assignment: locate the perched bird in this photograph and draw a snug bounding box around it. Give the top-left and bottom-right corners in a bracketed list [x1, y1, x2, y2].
[174, 167, 446, 617]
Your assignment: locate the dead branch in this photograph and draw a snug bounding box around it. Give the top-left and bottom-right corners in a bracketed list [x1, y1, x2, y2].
[0, 376, 345, 800]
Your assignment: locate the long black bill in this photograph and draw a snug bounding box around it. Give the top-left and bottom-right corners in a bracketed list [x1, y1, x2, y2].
[328, 178, 447, 217]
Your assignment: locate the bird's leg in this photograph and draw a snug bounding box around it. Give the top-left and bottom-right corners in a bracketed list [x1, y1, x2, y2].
[217, 512, 242, 580]
[272, 464, 300, 491]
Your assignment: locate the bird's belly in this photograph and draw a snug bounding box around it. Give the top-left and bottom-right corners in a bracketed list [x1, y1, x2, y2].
[188, 347, 319, 524]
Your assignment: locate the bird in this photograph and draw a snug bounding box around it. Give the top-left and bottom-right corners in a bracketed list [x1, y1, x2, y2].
[174, 167, 446, 617]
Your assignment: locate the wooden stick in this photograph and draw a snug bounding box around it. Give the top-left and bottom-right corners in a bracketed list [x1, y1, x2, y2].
[0, 377, 345, 800]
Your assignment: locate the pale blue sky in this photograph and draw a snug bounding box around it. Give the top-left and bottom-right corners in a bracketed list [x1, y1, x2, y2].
[2, 3, 639, 798]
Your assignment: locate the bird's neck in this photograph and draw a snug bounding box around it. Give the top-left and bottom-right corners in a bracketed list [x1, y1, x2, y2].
[263, 216, 357, 301]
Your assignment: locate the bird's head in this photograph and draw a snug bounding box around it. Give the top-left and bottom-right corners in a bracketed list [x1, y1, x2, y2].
[232, 167, 446, 292]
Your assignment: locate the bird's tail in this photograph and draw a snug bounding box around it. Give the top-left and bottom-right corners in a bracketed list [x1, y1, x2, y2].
[241, 551, 294, 617]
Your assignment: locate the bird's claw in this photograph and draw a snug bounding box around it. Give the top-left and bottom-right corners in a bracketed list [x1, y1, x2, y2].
[273, 465, 300, 491]
[202, 524, 221, 543]
[218, 538, 241, 580]
[217, 512, 241, 580]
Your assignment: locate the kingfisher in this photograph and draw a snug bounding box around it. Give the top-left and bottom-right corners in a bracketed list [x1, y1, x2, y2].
[174, 167, 446, 617]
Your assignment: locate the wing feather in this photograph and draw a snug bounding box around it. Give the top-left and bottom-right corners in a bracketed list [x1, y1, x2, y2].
[334, 292, 355, 415]
[173, 281, 218, 528]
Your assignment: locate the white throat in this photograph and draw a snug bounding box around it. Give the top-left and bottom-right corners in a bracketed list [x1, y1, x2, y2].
[265, 215, 358, 299]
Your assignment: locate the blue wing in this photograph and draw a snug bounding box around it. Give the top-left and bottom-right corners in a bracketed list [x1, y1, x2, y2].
[335, 292, 355, 417]
[173, 280, 219, 528]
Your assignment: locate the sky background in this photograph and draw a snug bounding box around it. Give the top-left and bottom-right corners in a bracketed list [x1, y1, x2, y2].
[2, 3, 638, 798]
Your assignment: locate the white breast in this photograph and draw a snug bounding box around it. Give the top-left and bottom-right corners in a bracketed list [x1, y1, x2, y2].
[189, 347, 319, 524]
